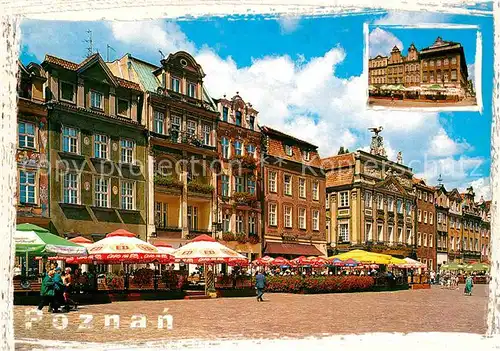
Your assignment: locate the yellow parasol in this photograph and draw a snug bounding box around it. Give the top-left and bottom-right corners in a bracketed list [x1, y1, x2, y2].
[329, 249, 405, 265]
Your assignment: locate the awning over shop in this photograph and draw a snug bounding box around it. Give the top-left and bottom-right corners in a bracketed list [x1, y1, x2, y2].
[264, 242, 323, 256]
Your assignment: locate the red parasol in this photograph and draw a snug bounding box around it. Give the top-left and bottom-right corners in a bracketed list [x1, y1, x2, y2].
[290, 256, 313, 266]
[251, 256, 275, 266]
[271, 256, 291, 266]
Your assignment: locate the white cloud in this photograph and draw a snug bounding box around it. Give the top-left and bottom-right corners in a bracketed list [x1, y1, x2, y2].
[469, 177, 491, 201]
[427, 128, 471, 157]
[277, 16, 300, 34]
[369, 28, 403, 58]
[374, 10, 452, 25]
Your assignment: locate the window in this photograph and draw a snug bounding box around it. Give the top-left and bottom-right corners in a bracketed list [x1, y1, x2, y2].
[171, 77, 180, 92]
[284, 206, 292, 228]
[235, 111, 242, 126]
[444, 72, 449, 82]
[247, 178, 256, 195]
[94, 134, 109, 159]
[222, 212, 231, 232]
[299, 178, 306, 198]
[94, 178, 109, 208]
[365, 223, 373, 241]
[430, 60, 434, 67]
[222, 107, 228, 122]
[388, 197, 394, 212]
[437, 60, 441, 67]
[187, 82, 196, 98]
[377, 194, 383, 210]
[236, 215, 244, 233]
[269, 203, 277, 226]
[429, 194, 433, 203]
[221, 175, 229, 197]
[154, 111, 165, 134]
[388, 226, 394, 244]
[377, 224, 383, 242]
[423, 61, 428, 67]
[406, 201, 412, 215]
[221, 137, 230, 159]
[437, 212, 442, 223]
[247, 115, 255, 130]
[406, 229, 412, 245]
[203, 125, 211, 146]
[19, 170, 36, 204]
[285, 144, 293, 156]
[234, 176, 244, 192]
[303, 150, 310, 161]
[339, 223, 349, 242]
[451, 57, 457, 64]
[450, 217, 455, 228]
[339, 191, 349, 207]
[249, 215, 256, 235]
[396, 199, 403, 214]
[62, 173, 78, 204]
[418, 232, 422, 246]
[424, 211, 428, 224]
[155, 202, 168, 228]
[284, 174, 292, 196]
[268, 171, 277, 193]
[364, 191, 372, 208]
[62, 126, 79, 154]
[418, 190, 422, 199]
[246, 144, 256, 158]
[187, 120, 197, 136]
[312, 181, 319, 201]
[451, 70, 457, 80]
[117, 99, 129, 117]
[429, 234, 433, 248]
[450, 236, 454, 250]
[418, 210, 422, 222]
[423, 233, 427, 247]
[299, 208, 306, 229]
[120, 139, 134, 164]
[121, 181, 134, 210]
[18, 121, 36, 149]
[60, 81, 75, 102]
[312, 210, 319, 231]
[90, 90, 103, 110]
[234, 140, 242, 156]
[187, 206, 198, 230]
[171, 115, 181, 130]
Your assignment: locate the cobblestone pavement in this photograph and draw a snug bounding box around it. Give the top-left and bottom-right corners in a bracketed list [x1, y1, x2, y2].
[15, 285, 488, 347]
[368, 97, 477, 108]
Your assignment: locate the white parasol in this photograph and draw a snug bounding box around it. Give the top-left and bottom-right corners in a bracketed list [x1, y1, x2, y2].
[173, 234, 248, 264]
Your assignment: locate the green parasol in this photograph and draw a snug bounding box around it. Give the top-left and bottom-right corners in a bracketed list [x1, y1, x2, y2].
[464, 262, 490, 272]
[440, 262, 464, 271]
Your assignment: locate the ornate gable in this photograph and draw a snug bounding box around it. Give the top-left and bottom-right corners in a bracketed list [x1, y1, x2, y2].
[161, 51, 205, 79]
[375, 175, 408, 196]
[77, 54, 118, 87]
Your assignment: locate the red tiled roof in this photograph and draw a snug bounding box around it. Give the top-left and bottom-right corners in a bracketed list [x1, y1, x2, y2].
[44, 54, 141, 91]
[264, 242, 323, 256]
[321, 153, 355, 170]
[261, 125, 318, 149]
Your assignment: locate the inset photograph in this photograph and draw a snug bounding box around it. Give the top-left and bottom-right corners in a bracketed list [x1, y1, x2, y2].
[367, 24, 479, 110]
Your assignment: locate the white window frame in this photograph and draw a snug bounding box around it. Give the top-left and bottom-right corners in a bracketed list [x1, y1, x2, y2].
[117, 99, 130, 118]
[284, 174, 292, 196]
[339, 191, 349, 207]
[299, 178, 306, 198]
[268, 171, 277, 193]
[303, 150, 310, 161]
[62, 172, 79, 205]
[18, 121, 36, 149]
[155, 202, 168, 228]
[388, 197, 394, 212]
[234, 140, 242, 156]
[90, 90, 104, 110]
[248, 215, 256, 235]
[171, 76, 180, 93]
[285, 144, 293, 156]
[221, 175, 230, 197]
[187, 82, 197, 98]
[222, 212, 231, 232]
[94, 134, 109, 159]
[312, 209, 319, 231]
[236, 214, 244, 234]
[339, 222, 349, 242]
[94, 177, 110, 208]
[418, 209, 422, 222]
[312, 181, 319, 201]
[121, 180, 135, 210]
[120, 139, 135, 164]
[429, 234, 433, 248]
[284, 206, 292, 228]
[299, 208, 306, 229]
[221, 137, 230, 159]
[269, 203, 277, 226]
[246, 144, 256, 158]
[187, 120, 197, 136]
[202, 124, 212, 146]
[154, 111, 165, 134]
[424, 211, 428, 224]
[388, 226, 394, 244]
[406, 228, 412, 245]
[365, 191, 372, 209]
[429, 212, 434, 225]
[19, 170, 36, 204]
[62, 126, 79, 154]
[59, 80, 76, 103]
[365, 223, 373, 241]
[377, 224, 383, 242]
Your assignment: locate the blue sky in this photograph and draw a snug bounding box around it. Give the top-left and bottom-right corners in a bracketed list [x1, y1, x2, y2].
[19, 10, 494, 199]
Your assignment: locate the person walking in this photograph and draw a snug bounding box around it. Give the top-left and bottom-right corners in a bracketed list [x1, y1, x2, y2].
[38, 270, 56, 312]
[62, 267, 77, 311]
[53, 267, 65, 312]
[255, 269, 266, 302]
[464, 275, 474, 296]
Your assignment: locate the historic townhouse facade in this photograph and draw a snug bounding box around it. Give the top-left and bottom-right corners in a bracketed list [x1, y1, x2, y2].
[41, 53, 148, 240]
[460, 187, 482, 263]
[324, 129, 416, 258]
[447, 188, 463, 263]
[413, 178, 436, 270]
[403, 44, 421, 87]
[479, 199, 491, 263]
[261, 126, 326, 257]
[434, 185, 449, 267]
[16, 62, 50, 228]
[109, 51, 219, 247]
[213, 94, 262, 260]
[368, 55, 388, 85]
[387, 46, 405, 85]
